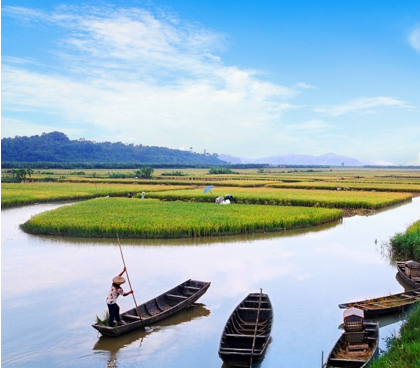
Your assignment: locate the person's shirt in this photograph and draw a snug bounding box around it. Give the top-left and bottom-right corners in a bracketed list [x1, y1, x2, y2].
[106, 285, 124, 304]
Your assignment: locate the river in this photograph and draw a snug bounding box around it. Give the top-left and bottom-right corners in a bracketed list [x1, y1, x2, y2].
[2, 198, 420, 368]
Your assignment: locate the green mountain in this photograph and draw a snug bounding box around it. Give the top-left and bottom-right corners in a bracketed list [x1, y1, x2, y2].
[1, 132, 225, 165]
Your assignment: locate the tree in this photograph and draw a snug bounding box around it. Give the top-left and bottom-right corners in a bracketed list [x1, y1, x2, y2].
[13, 168, 34, 182]
[135, 166, 154, 179]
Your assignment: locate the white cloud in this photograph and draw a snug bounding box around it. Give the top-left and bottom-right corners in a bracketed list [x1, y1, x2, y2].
[295, 82, 316, 90]
[1, 117, 84, 139]
[409, 25, 420, 53]
[315, 96, 409, 116]
[1, 5, 301, 155]
[285, 119, 331, 131]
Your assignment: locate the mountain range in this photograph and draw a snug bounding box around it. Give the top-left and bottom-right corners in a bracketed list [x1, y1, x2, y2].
[218, 153, 394, 166]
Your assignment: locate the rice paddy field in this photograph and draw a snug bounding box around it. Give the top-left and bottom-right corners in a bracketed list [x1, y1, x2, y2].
[0, 182, 193, 208]
[267, 181, 420, 192]
[145, 187, 412, 209]
[21, 197, 344, 238]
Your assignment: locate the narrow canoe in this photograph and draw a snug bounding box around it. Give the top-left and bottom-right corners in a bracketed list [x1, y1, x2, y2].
[396, 261, 420, 289]
[92, 279, 210, 337]
[218, 292, 273, 367]
[338, 288, 420, 317]
[325, 321, 379, 368]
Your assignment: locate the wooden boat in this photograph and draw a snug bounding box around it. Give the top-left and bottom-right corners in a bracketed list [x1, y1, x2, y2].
[396, 261, 420, 289]
[92, 279, 210, 337]
[218, 292, 273, 367]
[338, 288, 420, 317]
[325, 308, 379, 368]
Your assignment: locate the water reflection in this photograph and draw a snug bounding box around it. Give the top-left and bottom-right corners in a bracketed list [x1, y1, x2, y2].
[32, 218, 343, 247]
[93, 304, 210, 367]
[220, 337, 273, 368]
[395, 273, 418, 291]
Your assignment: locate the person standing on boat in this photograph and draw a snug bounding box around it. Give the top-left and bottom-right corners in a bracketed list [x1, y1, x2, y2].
[106, 267, 134, 327]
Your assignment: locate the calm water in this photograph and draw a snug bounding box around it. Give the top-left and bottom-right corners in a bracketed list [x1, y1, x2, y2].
[2, 198, 420, 368]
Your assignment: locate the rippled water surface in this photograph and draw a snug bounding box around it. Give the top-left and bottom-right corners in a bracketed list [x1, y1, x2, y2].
[2, 198, 420, 368]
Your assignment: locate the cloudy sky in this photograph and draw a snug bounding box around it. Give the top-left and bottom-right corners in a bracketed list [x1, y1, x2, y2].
[2, 0, 420, 164]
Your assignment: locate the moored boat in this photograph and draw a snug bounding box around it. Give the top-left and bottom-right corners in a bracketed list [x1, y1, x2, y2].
[92, 279, 210, 337]
[218, 292, 273, 367]
[338, 288, 420, 317]
[324, 308, 379, 368]
[396, 261, 420, 289]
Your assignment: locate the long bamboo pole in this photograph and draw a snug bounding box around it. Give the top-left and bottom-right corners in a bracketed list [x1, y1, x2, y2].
[117, 234, 144, 324]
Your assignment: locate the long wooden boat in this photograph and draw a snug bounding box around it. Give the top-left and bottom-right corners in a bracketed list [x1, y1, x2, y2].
[92, 279, 210, 337]
[396, 261, 420, 289]
[338, 288, 420, 317]
[218, 292, 273, 367]
[325, 321, 379, 368]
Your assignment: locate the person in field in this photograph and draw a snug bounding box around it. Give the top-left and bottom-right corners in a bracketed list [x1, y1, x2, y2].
[106, 267, 134, 327]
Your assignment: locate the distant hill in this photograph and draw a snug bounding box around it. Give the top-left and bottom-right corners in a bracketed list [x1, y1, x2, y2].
[219, 153, 369, 166]
[1, 132, 225, 165]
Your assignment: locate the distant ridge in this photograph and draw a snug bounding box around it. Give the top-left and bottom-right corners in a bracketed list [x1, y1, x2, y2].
[218, 153, 393, 166]
[1, 132, 226, 165]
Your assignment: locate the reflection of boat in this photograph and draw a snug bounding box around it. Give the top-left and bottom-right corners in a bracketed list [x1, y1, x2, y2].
[92, 279, 210, 337]
[325, 308, 379, 368]
[93, 303, 211, 353]
[218, 292, 273, 367]
[396, 261, 420, 289]
[338, 288, 420, 317]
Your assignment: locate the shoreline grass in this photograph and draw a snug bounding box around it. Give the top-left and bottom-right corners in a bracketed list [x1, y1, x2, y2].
[21, 197, 343, 238]
[389, 219, 420, 260]
[372, 221, 420, 367]
[369, 304, 420, 368]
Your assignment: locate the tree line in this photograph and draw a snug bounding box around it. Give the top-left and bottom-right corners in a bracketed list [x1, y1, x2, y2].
[1, 131, 225, 165]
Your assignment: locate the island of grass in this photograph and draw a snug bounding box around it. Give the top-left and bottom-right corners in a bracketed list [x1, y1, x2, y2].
[21, 198, 343, 238]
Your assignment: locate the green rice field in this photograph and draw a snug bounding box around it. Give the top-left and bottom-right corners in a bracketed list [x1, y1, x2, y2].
[1, 182, 193, 208]
[144, 187, 412, 209]
[21, 197, 343, 238]
[266, 181, 420, 193]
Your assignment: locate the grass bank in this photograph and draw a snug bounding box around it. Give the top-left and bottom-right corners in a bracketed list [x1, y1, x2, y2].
[144, 187, 412, 210]
[21, 198, 343, 238]
[1, 182, 193, 208]
[389, 219, 420, 260]
[369, 304, 420, 368]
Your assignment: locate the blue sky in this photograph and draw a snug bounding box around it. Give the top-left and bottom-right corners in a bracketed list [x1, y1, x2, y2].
[2, 0, 420, 164]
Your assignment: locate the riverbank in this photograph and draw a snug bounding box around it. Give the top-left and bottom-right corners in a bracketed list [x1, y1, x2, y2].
[389, 219, 420, 260]
[371, 220, 420, 367]
[370, 304, 420, 368]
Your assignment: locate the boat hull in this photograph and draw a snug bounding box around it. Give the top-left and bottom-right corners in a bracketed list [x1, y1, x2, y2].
[218, 293, 273, 367]
[338, 288, 420, 317]
[396, 262, 420, 289]
[325, 321, 379, 368]
[92, 279, 210, 337]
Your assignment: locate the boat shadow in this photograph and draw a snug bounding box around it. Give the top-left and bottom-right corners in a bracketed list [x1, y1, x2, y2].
[93, 303, 210, 358]
[395, 272, 419, 291]
[220, 336, 273, 368]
